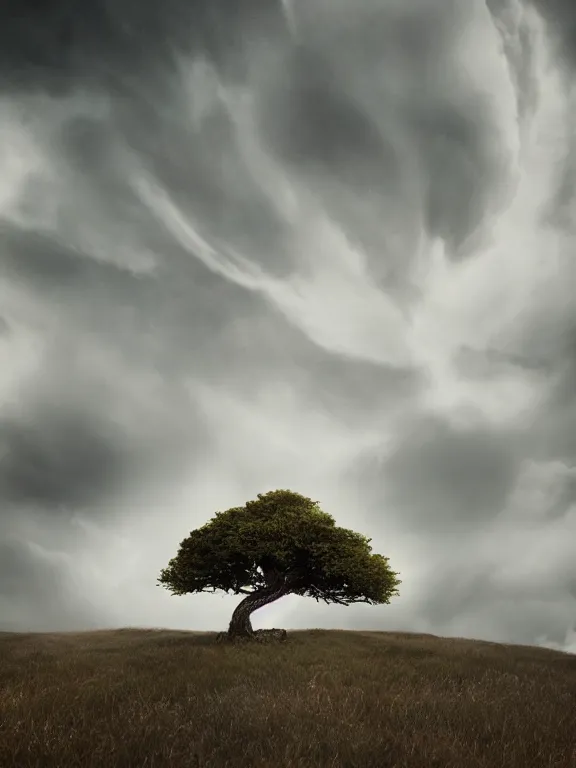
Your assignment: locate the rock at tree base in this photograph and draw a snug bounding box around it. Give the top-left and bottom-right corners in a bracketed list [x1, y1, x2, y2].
[216, 628, 288, 644]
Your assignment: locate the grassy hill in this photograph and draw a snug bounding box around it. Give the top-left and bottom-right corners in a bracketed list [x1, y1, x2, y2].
[0, 627, 574, 767]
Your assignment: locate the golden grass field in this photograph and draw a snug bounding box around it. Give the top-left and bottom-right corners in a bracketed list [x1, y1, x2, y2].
[0, 627, 574, 767]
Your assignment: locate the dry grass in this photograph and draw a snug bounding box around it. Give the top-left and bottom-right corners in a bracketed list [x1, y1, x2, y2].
[0, 627, 575, 767]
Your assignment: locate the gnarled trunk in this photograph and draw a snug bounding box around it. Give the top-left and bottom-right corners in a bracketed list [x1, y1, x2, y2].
[227, 581, 290, 638]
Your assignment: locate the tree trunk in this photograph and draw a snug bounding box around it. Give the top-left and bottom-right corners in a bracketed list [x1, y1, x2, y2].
[227, 582, 290, 638]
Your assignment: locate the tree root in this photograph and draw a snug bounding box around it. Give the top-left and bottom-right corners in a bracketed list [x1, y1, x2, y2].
[216, 628, 288, 645]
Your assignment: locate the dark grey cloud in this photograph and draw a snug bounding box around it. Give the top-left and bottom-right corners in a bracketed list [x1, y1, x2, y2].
[0, 223, 137, 293]
[353, 414, 522, 535]
[529, 0, 576, 68]
[0, 0, 290, 94]
[0, 408, 124, 509]
[1, 0, 576, 654]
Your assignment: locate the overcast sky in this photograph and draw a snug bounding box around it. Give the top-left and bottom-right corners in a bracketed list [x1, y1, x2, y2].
[1, 0, 575, 654]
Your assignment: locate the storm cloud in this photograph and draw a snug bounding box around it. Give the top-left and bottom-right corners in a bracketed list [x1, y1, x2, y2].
[1, 0, 575, 652]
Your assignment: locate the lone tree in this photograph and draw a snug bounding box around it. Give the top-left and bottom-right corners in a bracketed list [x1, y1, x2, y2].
[157, 489, 401, 640]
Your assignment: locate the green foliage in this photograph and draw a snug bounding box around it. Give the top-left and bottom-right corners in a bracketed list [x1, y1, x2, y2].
[157, 489, 401, 607]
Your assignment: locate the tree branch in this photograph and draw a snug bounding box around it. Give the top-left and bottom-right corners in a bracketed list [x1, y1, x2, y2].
[305, 581, 374, 607]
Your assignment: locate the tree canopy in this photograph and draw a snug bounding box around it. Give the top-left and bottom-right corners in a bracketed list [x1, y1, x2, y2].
[157, 489, 401, 639]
